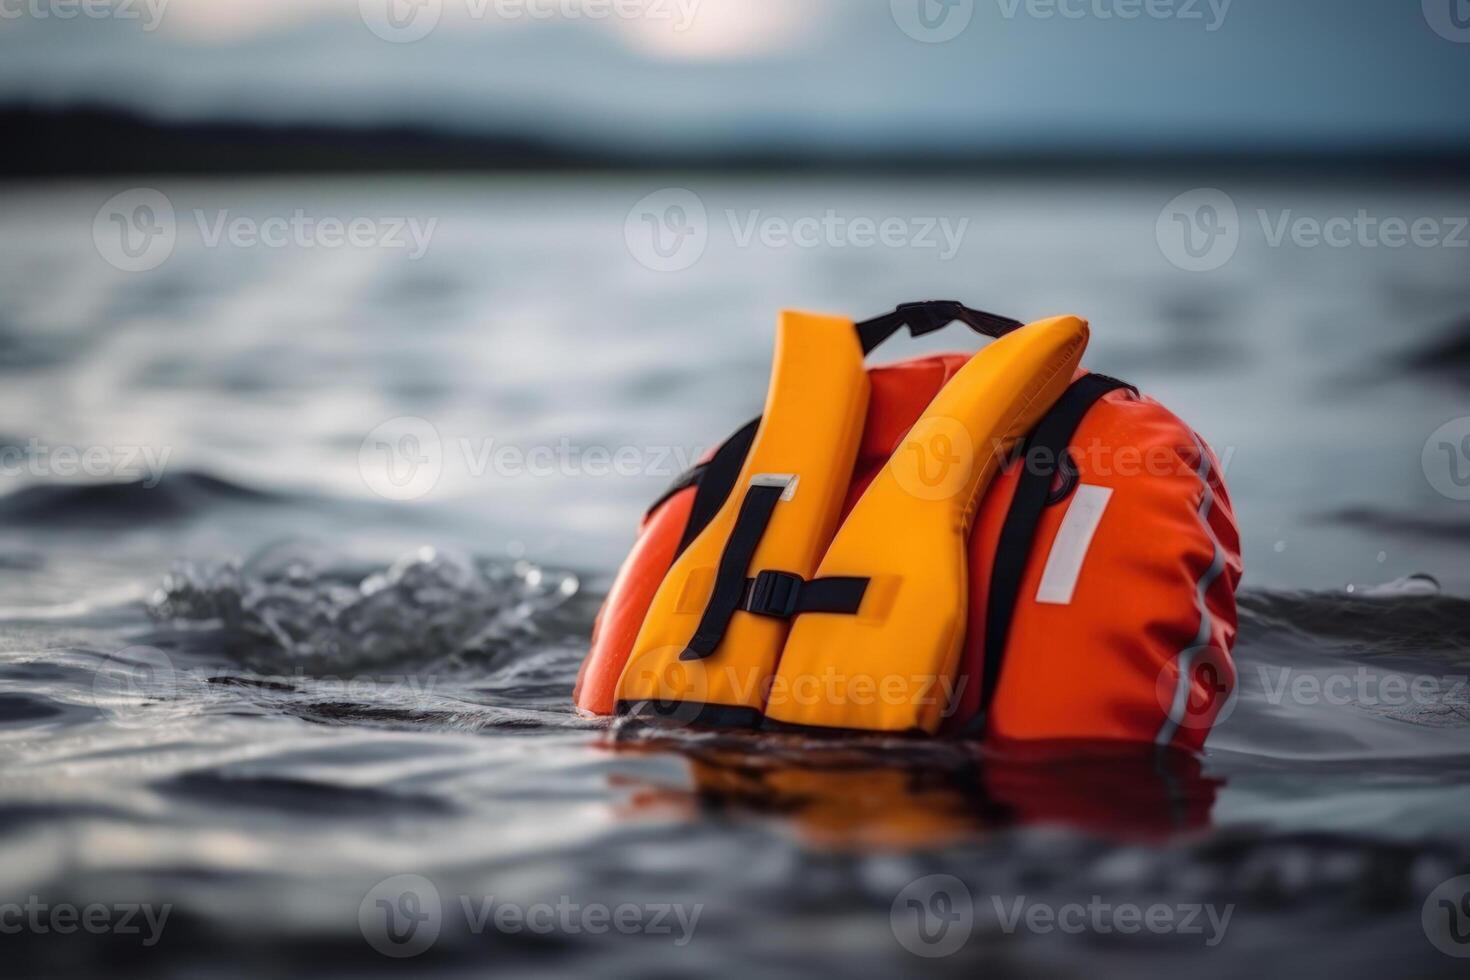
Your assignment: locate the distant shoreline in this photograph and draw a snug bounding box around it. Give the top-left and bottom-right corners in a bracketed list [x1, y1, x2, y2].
[6, 104, 1470, 180]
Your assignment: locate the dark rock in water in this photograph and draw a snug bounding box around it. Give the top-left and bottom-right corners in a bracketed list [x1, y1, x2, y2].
[1401, 314, 1470, 385]
[0, 470, 277, 527]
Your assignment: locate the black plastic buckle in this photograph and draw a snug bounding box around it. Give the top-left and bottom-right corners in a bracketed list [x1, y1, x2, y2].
[744, 570, 804, 619]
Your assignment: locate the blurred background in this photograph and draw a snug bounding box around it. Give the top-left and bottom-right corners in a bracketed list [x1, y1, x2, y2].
[2, 1, 1470, 977]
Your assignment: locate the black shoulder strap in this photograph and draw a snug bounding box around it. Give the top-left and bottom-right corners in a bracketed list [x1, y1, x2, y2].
[673, 418, 759, 556]
[682, 481, 786, 660]
[969, 373, 1136, 733]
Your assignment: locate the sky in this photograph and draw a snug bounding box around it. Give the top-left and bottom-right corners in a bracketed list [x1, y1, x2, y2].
[1, 0, 1467, 153]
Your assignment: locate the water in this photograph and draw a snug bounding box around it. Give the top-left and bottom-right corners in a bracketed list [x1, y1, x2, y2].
[1, 175, 1469, 977]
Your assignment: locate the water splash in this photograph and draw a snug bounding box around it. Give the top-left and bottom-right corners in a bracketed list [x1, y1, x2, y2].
[147, 541, 580, 670]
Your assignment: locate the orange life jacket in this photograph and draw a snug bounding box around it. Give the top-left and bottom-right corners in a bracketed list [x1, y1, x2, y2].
[575, 303, 1242, 752]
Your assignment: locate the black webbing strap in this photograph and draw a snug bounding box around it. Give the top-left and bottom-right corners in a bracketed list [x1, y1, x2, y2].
[967, 373, 1136, 733]
[741, 570, 868, 619]
[674, 418, 759, 557]
[679, 483, 872, 662]
[681, 482, 787, 661]
[857, 301, 1023, 355]
[644, 462, 707, 520]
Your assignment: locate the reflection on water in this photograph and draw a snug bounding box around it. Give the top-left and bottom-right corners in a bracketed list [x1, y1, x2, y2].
[610, 731, 1221, 847]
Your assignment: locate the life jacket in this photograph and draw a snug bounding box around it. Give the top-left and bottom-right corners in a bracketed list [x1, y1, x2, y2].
[574, 302, 1242, 752]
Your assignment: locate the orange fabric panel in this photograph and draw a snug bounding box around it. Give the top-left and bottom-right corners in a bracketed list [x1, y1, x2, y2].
[842, 354, 969, 515]
[573, 487, 695, 716]
[952, 390, 1243, 749]
[615, 311, 871, 714]
[767, 316, 1089, 734]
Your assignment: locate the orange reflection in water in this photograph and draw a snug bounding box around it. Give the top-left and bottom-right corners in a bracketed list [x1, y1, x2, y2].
[608, 729, 1220, 849]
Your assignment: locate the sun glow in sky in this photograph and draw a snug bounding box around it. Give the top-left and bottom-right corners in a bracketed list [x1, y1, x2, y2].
[159, 0, 824, 60]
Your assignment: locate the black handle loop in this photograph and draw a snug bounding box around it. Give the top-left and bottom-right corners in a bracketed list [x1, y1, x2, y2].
[856, 301, 1023, 356]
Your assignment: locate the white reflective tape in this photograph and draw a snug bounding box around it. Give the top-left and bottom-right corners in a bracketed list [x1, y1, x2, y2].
[1157, 431, 1226, 747]
[750, 473, 799, 501]
[1035, 484, 1113, 605]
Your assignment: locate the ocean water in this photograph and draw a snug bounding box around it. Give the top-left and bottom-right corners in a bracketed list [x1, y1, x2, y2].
[1, 175, 1469, 977]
